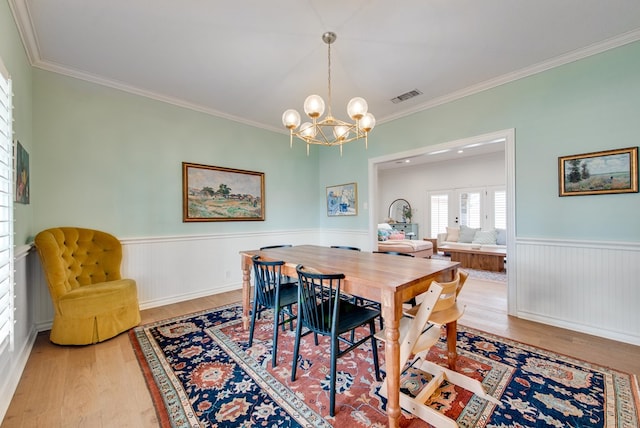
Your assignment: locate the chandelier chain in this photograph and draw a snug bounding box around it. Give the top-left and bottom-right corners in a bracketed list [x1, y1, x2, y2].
[327, 40, 332, 117]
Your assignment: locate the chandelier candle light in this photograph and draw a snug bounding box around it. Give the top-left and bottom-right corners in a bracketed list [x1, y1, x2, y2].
[282, 32, 375, 156]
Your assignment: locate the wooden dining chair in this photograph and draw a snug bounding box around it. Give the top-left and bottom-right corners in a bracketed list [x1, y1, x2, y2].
[376, 281, 500, 427]
[292, 264, 381, 416]
[248, 255, 298, 367]
[403, 270, 469, 369]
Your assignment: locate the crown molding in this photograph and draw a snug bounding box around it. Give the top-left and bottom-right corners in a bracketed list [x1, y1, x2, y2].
[8, 0, 640, 130]
[380, 28, 640, 125]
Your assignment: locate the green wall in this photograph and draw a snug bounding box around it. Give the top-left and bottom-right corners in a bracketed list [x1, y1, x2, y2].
[321, 40, 640, 242]
[1, 0, 33, 246]
[32, 70, 320, 238]
[3, 0, 640, 244]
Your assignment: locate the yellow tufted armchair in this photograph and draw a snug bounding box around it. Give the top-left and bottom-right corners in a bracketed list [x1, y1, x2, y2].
[34, 227, 141, 345]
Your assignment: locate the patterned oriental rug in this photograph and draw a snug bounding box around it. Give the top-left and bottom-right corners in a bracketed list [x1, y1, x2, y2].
[130, 303, 639, 427]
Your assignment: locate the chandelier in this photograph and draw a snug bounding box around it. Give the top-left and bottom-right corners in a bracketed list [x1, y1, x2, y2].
[282, 32, 375, 156]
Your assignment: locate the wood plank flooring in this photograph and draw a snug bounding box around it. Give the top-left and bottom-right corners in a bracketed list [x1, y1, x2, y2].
[2, 279, 638, 427]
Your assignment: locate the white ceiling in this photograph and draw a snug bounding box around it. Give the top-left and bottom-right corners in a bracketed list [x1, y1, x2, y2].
[8, 0, 640, 138]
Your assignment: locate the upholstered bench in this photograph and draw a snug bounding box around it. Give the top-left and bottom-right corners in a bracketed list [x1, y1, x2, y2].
[377, 239, 433, 258]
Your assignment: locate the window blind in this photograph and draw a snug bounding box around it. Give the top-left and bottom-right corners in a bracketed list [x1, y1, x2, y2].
[494, 190, 506, 229]
[429, 194, 448, 237]
[0, 58, 14, 352]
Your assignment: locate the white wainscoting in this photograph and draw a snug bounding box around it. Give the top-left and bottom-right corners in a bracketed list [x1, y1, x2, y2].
[515, 237, 640, 346]
[4, 231, 639, 422]
[31, 228, 372, 330]
[0, 245, 38, 423]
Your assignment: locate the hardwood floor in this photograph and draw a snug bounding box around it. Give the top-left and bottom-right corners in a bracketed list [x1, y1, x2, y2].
[2, 279, 638, 427]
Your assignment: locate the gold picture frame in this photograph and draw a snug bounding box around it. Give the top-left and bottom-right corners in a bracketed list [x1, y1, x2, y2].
[558, 147, 638, 196]
[182, 162, 265, 222]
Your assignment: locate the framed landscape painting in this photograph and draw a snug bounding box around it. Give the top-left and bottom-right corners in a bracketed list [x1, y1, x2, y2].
[558, 147, 638, 196]
[326, 182, 357, 216]
[182, 162, 265, 222]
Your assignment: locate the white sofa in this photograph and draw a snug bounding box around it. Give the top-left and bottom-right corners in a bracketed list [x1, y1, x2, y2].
[437, 226, 506, 251]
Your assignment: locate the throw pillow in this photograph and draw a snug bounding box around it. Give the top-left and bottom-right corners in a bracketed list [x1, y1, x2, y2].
[495, 228, 507, 245]
[458, 225, 480, 243]
[378, 229, 390, 241]
[389, 231, 405, 240]
[445, 227, 460, 242]
[472, 229, 498, 245]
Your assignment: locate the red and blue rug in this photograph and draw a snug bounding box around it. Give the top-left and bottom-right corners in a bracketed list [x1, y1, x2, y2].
[130, 303, 639, 427]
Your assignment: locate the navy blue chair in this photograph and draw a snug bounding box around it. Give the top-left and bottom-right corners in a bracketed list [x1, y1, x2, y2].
[248, 255, 298, 367]
[330, 245, 361, 251]
[260, 244, 297, 286]
[292, 264, 381, 416]
[373, 251, 415, 257]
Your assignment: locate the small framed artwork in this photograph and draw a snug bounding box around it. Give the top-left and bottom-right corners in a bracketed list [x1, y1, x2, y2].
[14, 140, 29, 204]
[182, 162, 265, 222]
[326, 182, 358, 216]
[558, 147, 638, 196]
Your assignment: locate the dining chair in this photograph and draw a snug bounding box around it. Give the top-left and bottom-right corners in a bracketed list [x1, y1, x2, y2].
[376, 280, 500, 426]
[248, 255, 298, 367]
[259, 244, 297, 286]
[292, 264, 381, 416]
[373, 251, 415, 257]
[403, 270, 469, 369]
[330, 245, 361, 251]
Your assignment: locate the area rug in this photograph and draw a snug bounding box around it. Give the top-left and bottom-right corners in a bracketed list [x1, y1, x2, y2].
[432, 253, 507, 282]
[130, 303, 639, 427]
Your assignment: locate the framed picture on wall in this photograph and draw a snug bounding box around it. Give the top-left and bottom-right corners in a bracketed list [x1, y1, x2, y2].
[182, 162, 265, 222]
[326, 182, 357, 216]
[14, 140, 29, 204]
[558, 147, 638, 196]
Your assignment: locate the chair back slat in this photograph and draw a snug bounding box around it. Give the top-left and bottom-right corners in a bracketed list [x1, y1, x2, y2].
[296, 265, 345, 335]
[252, 255, 285, 308]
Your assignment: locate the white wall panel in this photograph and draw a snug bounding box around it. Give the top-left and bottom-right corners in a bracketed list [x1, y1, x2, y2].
[30, 228, 371, 323]
[516, 238, 640, 345]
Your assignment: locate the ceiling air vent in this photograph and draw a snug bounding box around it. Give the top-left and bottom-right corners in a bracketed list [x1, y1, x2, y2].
[391, 89, 423, 104]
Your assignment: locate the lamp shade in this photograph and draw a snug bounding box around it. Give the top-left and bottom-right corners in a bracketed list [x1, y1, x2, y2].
[333, 125, 350, 141]
[300, 122, 316, 138]
[347, 97, 368, 120]
[282, 109, 301, 129]
[304, 95, 325, 118]
[360, 112, 376, 132]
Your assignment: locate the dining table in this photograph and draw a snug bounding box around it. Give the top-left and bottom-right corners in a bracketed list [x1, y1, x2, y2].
[239, 244, 459, 427]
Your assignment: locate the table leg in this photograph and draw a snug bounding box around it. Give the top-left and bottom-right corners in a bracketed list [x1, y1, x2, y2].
[242, 264, 251, 330]
[383, 305, 401, 427]
[445, 320, 458, 370]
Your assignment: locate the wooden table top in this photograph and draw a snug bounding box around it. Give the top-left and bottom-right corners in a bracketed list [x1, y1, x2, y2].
[241, 245, 459, 303]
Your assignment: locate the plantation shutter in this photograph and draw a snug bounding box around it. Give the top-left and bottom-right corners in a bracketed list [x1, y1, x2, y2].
[494, 190, 506, 229]
[429, 193, 448, 237]
[0, 58, 14, 353]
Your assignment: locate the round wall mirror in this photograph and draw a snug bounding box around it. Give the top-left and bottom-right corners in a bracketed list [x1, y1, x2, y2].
[388, 199, 411, 223]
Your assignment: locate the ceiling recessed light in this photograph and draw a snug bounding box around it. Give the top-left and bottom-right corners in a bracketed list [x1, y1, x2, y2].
[457, 150, 464, 154]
